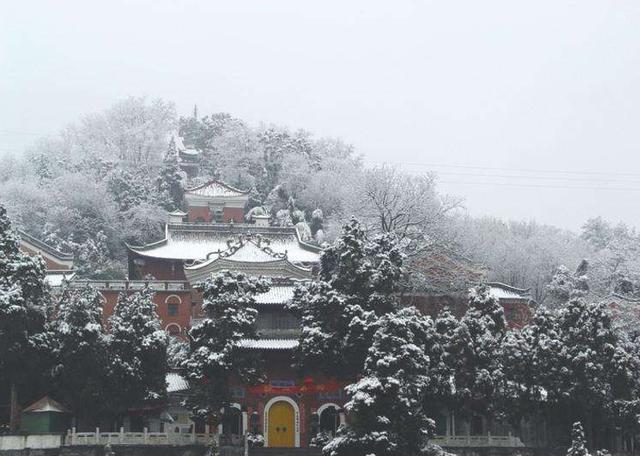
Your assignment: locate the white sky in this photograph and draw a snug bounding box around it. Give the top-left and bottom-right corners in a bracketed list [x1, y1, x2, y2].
[2, 1, 640, 231]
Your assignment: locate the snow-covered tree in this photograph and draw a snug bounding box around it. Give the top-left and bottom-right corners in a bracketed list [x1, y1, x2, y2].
[107, 289, 168, 415]
[0, 205, 51, 430]
[498, 307, 562, 430]
[455, 216, 589, 302]
[157, 139, 184, 211]
[552, 299, 639, 446]
[447, 285, 506, 417]
[324, 307, 439, 456]
[106, 168, 156, 212]
[501, 299, 640, 449]
[566, 422, 612, 456]
[50, 286, 111, 428]
[423, 309, 458, 408]
[567, 422, 589, 456]
[581, 218, 613, 250]
[335, 165, 460, 258]
[183, 271, 270, 424]
[288, 218, 404, 378]
[310, 208, 324, 237]
[119, 202, 167, 246]
[167, 335, 189, 368]
[545, 263, 589, 309]
[578, 218, 640, 300]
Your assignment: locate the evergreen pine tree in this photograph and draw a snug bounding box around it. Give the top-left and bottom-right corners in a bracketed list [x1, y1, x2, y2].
[157, 138, 184, 211]
[50, 286, 111, 428]
[325, 307, 437, 456]
[288, 218, 405, 378]
[448, 285, 506, 416]
[0, 205, 51, 430]
[183, 271, 270, 425]
[310, 208, 323, 236]
[108, 289, 169, 415]
[567, 422, 589, 456]
[545, 264, 589, 309]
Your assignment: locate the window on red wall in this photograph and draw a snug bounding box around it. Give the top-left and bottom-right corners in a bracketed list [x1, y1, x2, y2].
[168, 303, 179, 316]
[166, 296, 181, 317]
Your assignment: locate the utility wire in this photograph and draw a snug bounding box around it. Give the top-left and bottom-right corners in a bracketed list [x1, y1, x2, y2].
[366, 159, 640, 178]
[435, 170, 640, 185]
[438, 180, 640, 192]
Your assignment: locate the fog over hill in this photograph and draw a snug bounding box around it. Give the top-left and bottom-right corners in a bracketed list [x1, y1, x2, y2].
[3, 1, 640, 229]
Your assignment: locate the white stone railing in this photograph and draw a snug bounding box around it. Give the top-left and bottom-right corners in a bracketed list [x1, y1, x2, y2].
[68, 280, 190, 291]
[432, 434, 525, 447]
[65, 427, 219, 446]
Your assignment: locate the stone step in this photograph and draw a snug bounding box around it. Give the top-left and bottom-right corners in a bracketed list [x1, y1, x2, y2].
[249, 447, 322, 456]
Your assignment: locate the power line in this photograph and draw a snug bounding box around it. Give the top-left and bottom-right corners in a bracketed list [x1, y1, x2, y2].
[366, 159, 640, 179]
[438, 180, 640, 192]
[435, 170, 640, 185]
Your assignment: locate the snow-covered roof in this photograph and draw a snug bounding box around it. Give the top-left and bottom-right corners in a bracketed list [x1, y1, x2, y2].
[23, 396, 70, 414]
[238, 338, 299, 350]
[217, 240, 285, 263]
[184, 257, 312, 283]
[255, 286, 296, 305]
[169, 210, 188, 216]
[166, 372, 189, 393]
[487, 282, 533, 301]
[128, 224, 320, 264]
[181, 148, 200, 157]
[18, 230, 74, 269]
[185, 180, 248, 198]
[45, 271, 76, 288]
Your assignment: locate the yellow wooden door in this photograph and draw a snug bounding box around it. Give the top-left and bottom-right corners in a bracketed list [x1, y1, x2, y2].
[268, 401, 295, 447]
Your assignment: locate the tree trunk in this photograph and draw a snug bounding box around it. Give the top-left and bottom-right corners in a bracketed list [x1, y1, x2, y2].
[9, 382, 18, 432]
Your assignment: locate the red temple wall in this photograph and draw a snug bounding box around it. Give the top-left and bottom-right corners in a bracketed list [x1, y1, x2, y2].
[100, 289, 193, 337]
[400, 293, 533, 328]
[188, 206, 211, 223]
[223, 207, 244, 223]
[129, 255, 186, 281]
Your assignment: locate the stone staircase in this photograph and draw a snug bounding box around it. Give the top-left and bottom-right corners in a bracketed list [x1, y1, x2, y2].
[249, 448, 321, 456]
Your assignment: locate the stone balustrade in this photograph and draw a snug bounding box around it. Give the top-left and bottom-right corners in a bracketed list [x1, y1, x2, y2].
[432, 434, 525, 447]
[68, 280, 190, 291]
[65, 427, 217, 446]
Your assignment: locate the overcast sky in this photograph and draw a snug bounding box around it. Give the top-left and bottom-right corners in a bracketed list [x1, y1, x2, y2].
[2, 1, 640, 231]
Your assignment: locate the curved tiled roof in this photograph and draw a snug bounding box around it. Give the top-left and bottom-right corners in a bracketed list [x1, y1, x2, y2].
[18, 230, 74, 261]
[487, 282, 533, 301]
[127, 224, 321, 264]
[166, 372, 189, 393]
[185, 180, 249, 197]
[254, 285, 296, 305]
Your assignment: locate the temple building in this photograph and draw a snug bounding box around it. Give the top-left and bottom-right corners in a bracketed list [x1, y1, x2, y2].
[18, 180, 535, 450]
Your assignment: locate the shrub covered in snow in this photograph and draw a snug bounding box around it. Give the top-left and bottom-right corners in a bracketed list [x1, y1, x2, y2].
[246, 433, 265, 448]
